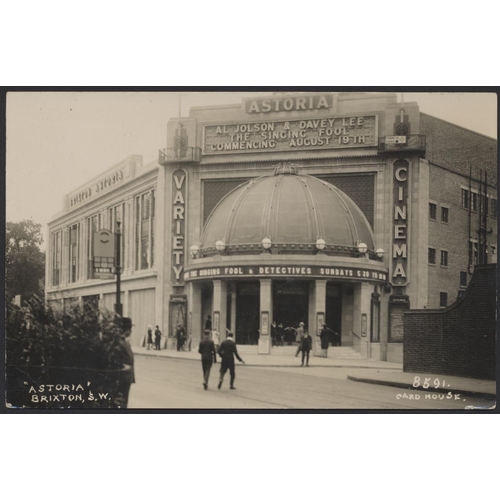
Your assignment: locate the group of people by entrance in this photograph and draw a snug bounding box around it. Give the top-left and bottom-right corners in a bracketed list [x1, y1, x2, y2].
[146, 325, 162, 351]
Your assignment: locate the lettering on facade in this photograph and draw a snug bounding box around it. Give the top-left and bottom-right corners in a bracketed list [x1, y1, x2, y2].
[95, 170, 124, 193]
[244, 95, 333, 114]
[203, 116, 377, 155]
[392, 160, 409, 285]
[171, 170, 186, 286]
[69, 170, 124, 208]
[184, 265, 387, 283]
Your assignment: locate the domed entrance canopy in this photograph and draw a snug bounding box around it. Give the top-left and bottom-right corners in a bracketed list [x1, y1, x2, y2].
[199, 164, 376, 259]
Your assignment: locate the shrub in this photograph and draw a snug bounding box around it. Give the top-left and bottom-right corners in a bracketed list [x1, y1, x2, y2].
[6, 297, 124, 369]
[6, 297, 127, 408]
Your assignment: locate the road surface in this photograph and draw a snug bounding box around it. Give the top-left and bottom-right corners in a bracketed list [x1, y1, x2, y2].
[128, 356, 493, 410]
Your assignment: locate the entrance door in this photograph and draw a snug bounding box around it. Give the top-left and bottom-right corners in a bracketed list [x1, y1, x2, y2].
[326, 284, 342, 346]
[273, 281, 309, 342]
[236, 282, 260, 345]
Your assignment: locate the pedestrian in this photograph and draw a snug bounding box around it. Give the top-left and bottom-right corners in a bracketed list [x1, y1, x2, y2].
[284, 325, 295, 345]
[332, 329, 341, 346]
[295, 322, 306, 356]
[176, 324, 185, 351]
[205, 315, 212, 331]
[116, 317, 135, 408]
[185, 329, 192, 351]
[198, 330, 217, 390]
[320, 324, 334, 351]
[276, 322, 284, 346]
[154, 325, 162, 350]
[146, 324, 153, 350]
[211, 329, 221, 351]
[295, 321, 305, 344]
[271, 321, 277, 346]
[296, 330, 312, 367]
[217, 332, 245, 390]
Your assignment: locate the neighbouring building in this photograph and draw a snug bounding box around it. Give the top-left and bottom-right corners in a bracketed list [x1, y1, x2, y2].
[45, 92, 497, 363]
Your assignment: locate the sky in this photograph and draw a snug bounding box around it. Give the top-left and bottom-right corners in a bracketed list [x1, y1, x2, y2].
[6, 91, 497, 249]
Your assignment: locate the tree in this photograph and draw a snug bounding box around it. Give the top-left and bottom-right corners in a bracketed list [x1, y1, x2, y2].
[5, 220, 46, 304]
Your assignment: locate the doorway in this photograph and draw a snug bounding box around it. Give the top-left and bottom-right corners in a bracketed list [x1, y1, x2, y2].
[326, 283, 342, 346]
[273, 281, 309, 343]
[235, 282, 260, 345]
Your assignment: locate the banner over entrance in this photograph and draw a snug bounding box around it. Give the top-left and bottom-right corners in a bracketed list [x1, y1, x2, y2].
[185, 264, 388, 284]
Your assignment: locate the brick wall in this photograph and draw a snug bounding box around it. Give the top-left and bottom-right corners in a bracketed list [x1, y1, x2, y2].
[421, 113, 497, 183]
[427, 163, 497, 309]
[403, 264, 496, 380]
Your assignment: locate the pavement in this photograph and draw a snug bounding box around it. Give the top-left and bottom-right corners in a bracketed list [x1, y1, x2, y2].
[132, 344, 497, 400]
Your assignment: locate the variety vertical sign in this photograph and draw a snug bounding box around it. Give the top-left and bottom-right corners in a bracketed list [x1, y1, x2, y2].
[392, 160, 409, 285]
[171, 170, 186, 286]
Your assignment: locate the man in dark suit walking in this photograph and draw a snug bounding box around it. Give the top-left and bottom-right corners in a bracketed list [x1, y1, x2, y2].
[198, 330, 217, 390]
[217, 333, 245, 390]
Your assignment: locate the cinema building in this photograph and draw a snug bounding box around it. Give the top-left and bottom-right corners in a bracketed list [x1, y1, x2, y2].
[45, 92, 497, 363]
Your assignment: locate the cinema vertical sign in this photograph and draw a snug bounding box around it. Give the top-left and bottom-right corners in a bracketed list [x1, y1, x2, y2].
[171, 169, 187, 286]
[392, 160, 409, 286]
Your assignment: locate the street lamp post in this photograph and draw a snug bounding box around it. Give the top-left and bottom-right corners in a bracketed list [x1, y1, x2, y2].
[115, 221, 123, 316]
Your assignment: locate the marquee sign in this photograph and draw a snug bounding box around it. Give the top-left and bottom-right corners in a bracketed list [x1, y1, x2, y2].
[203, 115, 378, 155]
[184, 265, 387, 283]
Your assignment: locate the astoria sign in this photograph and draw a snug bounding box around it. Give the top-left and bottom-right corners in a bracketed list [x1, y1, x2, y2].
[244, 94, 334, 114]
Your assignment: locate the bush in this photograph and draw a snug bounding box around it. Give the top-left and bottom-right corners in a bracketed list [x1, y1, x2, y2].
[6, 297, 128, 409]
[6, 297, 124, 368]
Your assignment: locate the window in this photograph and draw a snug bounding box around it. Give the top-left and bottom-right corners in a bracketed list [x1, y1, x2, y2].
[87, 215, 99, 279]
[135, 190, 155, 270]
[480, 194, 487, 215]
[462, 189, 479, 211]
[51, 231, 62, 286]
[491, 199, 497, 218]
[441, 206, 449, 223]
[68, 224, 79, 283]
[461, 189, 469, 209]
[109, 203, 126, 268]
[429, 203, 437, 220]
[439, 292, 448, 308]
[491, 245, 497, 256]
[469, 241, 479, 265]
[470, 191, 478, 212]
[371, 294, 380, 343]
[460, 272, 467, 287]
[428, 248, 436, 265]
[440, 250, 449, 267]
